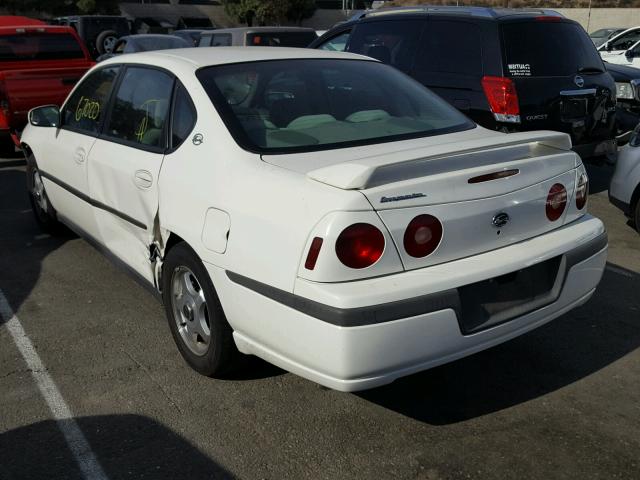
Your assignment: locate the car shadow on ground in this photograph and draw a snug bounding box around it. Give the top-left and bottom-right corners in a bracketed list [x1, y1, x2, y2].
[359, 264, 639, 425]
[0, 414, 234, 479]
[584, 161, 613, 194]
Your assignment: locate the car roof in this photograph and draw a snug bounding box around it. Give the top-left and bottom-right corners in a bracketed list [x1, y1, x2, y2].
[350, 5, 564, 22]
[100, 46, 371, 70]
[202, 26, 316, 35]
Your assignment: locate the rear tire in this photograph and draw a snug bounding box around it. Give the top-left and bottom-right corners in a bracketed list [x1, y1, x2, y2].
[162, 242, 240, 376]
[26, 155, 64, 235]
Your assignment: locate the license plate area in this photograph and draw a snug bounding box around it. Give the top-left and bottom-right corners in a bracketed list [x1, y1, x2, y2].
[457, 256, 564, 335]
[561, 98, 588, 118]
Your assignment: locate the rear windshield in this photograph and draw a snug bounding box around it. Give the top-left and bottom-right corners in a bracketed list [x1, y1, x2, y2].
[0, 33, 84, 61]
[197, 59, 474, 154]
[246, 31, 317, 47]
[502, 21, 604, 77]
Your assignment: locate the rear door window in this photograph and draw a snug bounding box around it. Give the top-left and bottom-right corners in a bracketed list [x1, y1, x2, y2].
[62, 66, 120, 135]
[0, 33, 84, 61]
[347, 20, 424, 73]
[104, 67, 175, 149]
[608, 28, 640, 51]
[502, 21, 604, 77]
[413, 20, 482, 76]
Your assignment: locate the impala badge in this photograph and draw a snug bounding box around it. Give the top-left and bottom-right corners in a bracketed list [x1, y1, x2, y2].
[492, 212, 510, 228]
[192, 133, 204, 145]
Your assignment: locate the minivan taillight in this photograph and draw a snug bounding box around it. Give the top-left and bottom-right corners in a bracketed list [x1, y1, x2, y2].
[335, 223, 385, 269]
[546, 183, 567, 221]
[576, 173, 589, 210]
[481, 76, 521, 124]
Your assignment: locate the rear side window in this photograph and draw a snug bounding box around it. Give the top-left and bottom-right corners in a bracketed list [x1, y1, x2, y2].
[105, 67, 174, 149]
[347, 20, 423, 72]
[211, 34, 232, 46]
[171, 83, 197, 149]
[608, 29, 640, 51]
[317, 31, 350, 52]
[502, 21, 604, 77]
[246, 31, 317, 47]
[62, 67, 120, 134]
[0, 33, 84, 61]
[414, 21, 482, 76]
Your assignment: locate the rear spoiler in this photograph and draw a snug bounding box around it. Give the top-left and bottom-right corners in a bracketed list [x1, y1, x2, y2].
[306, 131, 573, 190]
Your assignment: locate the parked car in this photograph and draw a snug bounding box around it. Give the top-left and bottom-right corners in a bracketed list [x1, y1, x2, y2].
[21, 48, 606, 391]
[96, 34, 190, 61]
[605, 62, 640, 141]
[310, 7, 617, 161]
[53, 15, 131, 58]
[198, 27, 317, 47]
[173, 29, 208, 47]
[590, 27, 626, 47]
[610, 123, 640, 231]
[0, 22, 94, 155]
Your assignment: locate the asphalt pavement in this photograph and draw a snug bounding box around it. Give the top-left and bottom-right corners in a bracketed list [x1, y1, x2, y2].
[0, 155, 639, 480]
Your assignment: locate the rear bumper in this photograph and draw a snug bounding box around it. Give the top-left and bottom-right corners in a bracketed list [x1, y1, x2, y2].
[209, 215, 607, 392]
[572, 138, 617, 160]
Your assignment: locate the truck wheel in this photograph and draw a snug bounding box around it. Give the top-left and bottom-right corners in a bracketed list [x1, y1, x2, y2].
[96, 30, 119, 54]
[26, 155, 64, 234]
[162, 242, 240, 376]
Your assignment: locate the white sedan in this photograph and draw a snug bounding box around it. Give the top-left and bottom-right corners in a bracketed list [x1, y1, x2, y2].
[21, 48, 607, 392]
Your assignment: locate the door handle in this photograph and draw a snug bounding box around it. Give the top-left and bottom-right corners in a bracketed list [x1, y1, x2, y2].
[134, 170, 153, 189]
[74, 148, 86, 164]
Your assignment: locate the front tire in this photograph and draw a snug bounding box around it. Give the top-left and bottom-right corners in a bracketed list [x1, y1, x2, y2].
[162, 242, 239, 376]
[26, 155, 64, 234]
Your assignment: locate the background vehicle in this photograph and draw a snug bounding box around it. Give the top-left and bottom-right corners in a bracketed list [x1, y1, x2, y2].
[0, 22, 93, 154]
[610, 125, 640, 232]
[310, 7, 617, 161]
[53, 15, 131, 58]
[173, 29, 209, 47]
[96, 34, 189, 61]
[590, 27, 626, 47]
[605, 62, 640, 142]
[198, 27, 317, 47]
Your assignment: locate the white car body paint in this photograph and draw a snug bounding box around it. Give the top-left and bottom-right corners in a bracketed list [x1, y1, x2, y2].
[21, 47, 607, 391]
[610, 141, 640, 214]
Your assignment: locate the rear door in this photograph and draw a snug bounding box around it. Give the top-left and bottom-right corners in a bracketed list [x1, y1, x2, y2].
[500, 19, 615, 146]
[87, 66, 174, 281]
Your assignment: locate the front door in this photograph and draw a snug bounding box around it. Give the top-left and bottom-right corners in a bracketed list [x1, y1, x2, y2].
[41, 66, 120, 235]
[87, 66, 175, 282]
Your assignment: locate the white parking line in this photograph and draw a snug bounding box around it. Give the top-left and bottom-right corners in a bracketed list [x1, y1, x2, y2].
[0, 289, 108, 480]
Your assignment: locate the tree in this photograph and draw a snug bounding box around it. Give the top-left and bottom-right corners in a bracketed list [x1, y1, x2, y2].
[222, 0, 316, 26]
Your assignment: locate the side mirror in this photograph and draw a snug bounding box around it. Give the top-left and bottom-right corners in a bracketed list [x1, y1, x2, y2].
[606, 42, 613, 51]
[626, 49, 635, 59]
[29, 105, 60, 128]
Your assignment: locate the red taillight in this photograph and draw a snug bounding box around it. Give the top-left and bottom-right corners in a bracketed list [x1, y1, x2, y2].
[576, 173, 589, 210]
[304, 237, 323, 270]
[481, 76, 520, 123]
[535, 15, 563, 21]
[403, 215, 443, 258]
[0, 79, 9, 130]
[335, 223, 385, 269]
[546, 183, 567, 221]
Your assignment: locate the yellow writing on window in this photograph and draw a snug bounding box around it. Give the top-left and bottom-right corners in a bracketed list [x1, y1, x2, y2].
[75, 96, 100, 122]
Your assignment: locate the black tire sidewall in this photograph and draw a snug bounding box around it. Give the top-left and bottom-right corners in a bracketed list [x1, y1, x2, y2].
[162, 243, 236, 376]
[26, 155, 62, 233]
[635, 200, 640, 234]
[95, 30, 118, 54]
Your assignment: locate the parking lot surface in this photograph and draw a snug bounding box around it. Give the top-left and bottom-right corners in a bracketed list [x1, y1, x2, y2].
[1, 156, 639, 480]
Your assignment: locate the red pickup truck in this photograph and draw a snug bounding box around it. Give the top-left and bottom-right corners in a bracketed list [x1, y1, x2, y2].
[0, 17, 94, 154]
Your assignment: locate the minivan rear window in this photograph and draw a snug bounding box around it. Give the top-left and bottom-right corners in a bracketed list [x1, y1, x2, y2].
[502, 21, 604, 77]
[0, 33, 84, 61]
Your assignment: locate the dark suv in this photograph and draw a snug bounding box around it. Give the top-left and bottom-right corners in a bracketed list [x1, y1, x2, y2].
[310, 7, 617, 160]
